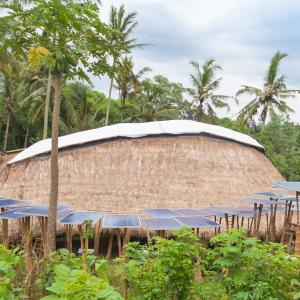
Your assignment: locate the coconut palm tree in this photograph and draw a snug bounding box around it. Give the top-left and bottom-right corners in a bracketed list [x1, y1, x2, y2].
[113, 56, 150, 119]
[105, 5, 144, 126]
[236, 51, 300, 124]
[60, 82, 101, 134]
[188, 59, 231, 122]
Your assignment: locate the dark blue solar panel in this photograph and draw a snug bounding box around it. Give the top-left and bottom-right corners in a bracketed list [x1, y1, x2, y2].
[143, 217, 182, 230]
[272, 181, 300, 191]
[102, 214, 141, 228]
[173, 208, 205, 216]
[0, 199, 31, 208]
[144, 209, 181, 218]
[175, 216, 220, 228]
[58, 211, 103, 225]
[0, 211, 29, 220]
[15, 204, 73, 217]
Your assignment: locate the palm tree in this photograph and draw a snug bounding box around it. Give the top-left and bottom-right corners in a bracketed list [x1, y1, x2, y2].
[105, 5, 144, 126]
[113, 56, 150, 119]
[60, 82, 101, 134]
[0, 51, 24, 151]
[236, 51, 300, 124]
[188, 59, 231, 122]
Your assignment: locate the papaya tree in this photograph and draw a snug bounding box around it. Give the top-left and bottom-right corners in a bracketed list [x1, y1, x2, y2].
[1, 0, 112, 254]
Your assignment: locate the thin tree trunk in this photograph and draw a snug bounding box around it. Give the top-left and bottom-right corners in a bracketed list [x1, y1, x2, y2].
[47, 71, 62, 254]
[105, 59, 115, 126]
[24, 127, 29, 148]
[43, 70, 52, 139]
[2, 114, 10, 152]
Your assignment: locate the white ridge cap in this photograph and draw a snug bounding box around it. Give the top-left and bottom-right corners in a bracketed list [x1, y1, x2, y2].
[8, 120, 264, 164]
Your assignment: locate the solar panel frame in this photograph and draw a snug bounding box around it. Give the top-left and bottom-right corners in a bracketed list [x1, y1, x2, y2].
[58, 211, 103, 225]
[144, 208, 181, 218]
[143, 217, 183, 230]
[175, 216, 220, 228]
[102, 214, 141, 228]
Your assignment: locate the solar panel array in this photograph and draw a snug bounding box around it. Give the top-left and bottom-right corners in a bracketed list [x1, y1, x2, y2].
[102, 214, 141, 228]
[175, 216, 219, 228]
[59, 211, 103, 225]
[237, 197, 286, 205]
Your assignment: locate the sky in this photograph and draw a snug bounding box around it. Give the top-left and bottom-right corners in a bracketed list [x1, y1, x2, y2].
[92, 0, 300, 122]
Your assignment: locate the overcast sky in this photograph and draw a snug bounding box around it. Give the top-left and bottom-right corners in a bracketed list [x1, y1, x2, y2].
[92, 0, 300, 122]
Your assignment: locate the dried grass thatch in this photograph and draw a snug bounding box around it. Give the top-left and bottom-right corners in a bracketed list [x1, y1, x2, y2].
[0, 135, 283, 215]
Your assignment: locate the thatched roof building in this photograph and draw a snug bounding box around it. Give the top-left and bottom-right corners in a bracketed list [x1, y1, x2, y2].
[0, 120, 283, 213]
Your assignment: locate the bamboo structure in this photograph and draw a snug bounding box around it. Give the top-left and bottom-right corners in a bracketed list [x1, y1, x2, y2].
[0, 135, 283, 214]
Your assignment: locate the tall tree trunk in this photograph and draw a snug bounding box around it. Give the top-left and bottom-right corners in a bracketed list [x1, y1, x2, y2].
[24, 127, 29, 148]
[105, 77, 114, 126]
[105, 59, 115, 126]
[47, 71, 62, 254]
[2, 114, 10, 152]
[43, 70, 52, 139]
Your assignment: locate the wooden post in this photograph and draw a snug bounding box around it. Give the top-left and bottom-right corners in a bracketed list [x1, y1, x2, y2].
[225, 213, 229, 231]
[256, 204, 263, 234]
[106, 234, 114, 259]
[38, 216, 48, 258]
[22, 216, 32, 274]
[65, 224, 73, 252]
[94, 220, 102, 256]
[295, 192, 300, 256]
[1, 208, 8, 245]
[117, 231, 122, 257]
[253, 203, 258, 236]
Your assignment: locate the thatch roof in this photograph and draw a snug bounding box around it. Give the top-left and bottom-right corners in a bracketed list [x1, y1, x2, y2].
[8, 120, 263, 164]
[0, 121, 282, 214]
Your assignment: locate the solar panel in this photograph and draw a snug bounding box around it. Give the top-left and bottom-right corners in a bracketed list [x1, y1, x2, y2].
[144, 208, 181, 218]
[196, 208, 217, 217]
[0, 199, 31, 208]
[173, 208, 205, 216]
[175, 216, 220, 228]
[272, 181, 300, 192]
[15, 204, 73, 217]
[143, 217, 183, 230]
[237, 197, 286, 205]
[0, 211, 29, 220]
[198, 207, 226, 217]
[253, 192, 291, 199]
[102, 214, 141, 228]
[58, 211, 103, 225]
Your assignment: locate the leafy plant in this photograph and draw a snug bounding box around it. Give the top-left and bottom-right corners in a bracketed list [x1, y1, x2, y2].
[42, 263, 123, 300]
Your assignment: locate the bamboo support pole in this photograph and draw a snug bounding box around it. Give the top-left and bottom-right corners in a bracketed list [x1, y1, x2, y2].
[106, 234, 114, 259]
[253, 203, 258, 236]
[1, 208, 8, 245]
[117, 231, 122, 257]
[94, 221, 102, 256]
[65, 224, 73, 252]
[295, 192, 300, 256]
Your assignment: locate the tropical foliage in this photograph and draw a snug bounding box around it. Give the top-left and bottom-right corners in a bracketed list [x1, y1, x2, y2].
[0, 229, 299, 299]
